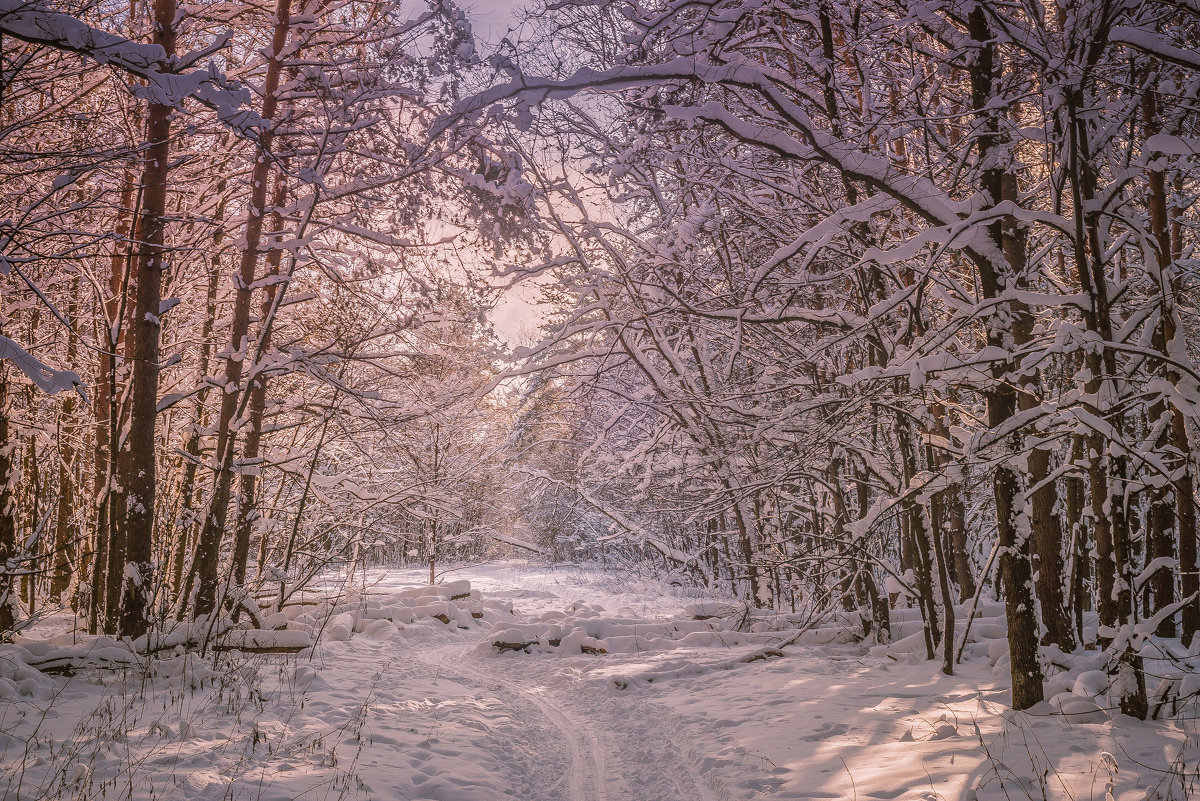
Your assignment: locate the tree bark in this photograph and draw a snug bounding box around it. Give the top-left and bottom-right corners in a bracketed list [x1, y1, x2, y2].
[896, 420, 938, 661]
[170, 257, 222, 618]
[1066, 78, 1146, 717]
[193, 0, 294, 617]
[90, 173, 134, 634]
[112, 0, 179, 637]
[230, 171, 288, 588]
[928, 402, 975, 602]
[0, 371, 15, 636]
[967, 6, 1043, 709]
[49, 295, 79, 603]
[1141, 80, 1190, 639]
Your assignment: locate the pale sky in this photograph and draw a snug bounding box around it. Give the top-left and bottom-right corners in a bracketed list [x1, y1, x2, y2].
[458, 0, 564, 348]
[463, 0, 528, 46]
[491, 285, 546, 346]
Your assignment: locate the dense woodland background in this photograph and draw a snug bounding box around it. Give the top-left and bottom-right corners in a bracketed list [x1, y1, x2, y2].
[2, 0, 1200, 718]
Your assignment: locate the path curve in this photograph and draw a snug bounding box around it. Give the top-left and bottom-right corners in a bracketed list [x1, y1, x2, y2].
[514, 683, 608, 801]
[405, 644, 609, 801]
[407, 638, 726, 801]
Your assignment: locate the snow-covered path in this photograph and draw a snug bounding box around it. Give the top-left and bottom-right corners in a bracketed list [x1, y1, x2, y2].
[3, 561, 1199, 801]
[401, 646, 617, 801]
[424, 646, 724, 801]
[309, 565, 732, 801]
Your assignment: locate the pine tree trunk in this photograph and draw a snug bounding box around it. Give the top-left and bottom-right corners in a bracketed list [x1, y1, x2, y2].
[112, 0, 178, 637]
[193, 0, 294, 616]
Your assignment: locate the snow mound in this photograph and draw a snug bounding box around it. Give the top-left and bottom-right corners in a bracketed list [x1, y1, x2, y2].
[481, 601, 857, 659]
[277, 580, 503, 647]
[1049, 692, 1110, 723]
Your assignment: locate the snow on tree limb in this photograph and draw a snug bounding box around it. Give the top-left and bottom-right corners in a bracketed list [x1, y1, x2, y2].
[1110, 25, 1200, 71]
[0, 335, 85, 399]
[435, 58, 1010, 275]
[0, 0, 262, 134]
[489, 532, 549, 555]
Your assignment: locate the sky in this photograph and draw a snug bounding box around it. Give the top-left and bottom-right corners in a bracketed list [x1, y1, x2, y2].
[463, 0, 528, 46]
[456, 0, 546, 346]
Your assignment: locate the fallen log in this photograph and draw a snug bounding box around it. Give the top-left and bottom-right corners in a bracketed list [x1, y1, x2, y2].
[216, 628, 313, 653]
[210, 643, 311, 655]
[492, 637, 607, 655]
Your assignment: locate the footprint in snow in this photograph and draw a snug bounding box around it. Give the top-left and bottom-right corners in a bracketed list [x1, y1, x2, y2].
[800, 722, 851, 741]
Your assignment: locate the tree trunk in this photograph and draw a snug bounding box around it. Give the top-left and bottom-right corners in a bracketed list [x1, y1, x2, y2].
[1142, 80, 1188, 638]
[928, 402, 975, 602]
[1175, 418, 1199, 645]
[1165, 172, 1200, 645]
[967, 6, 1043, 709]
[1067, 83, 1146, 718]
[947, 488, 973, 603]
[112, 0, 178, 637]
[193, 0, 294, 617]
[170, 257, 222, 618]
[0, 372, 15, 636]
[896, 421, 938, 660]
[1064, 430, 1090, 644]
[49, 295, 79, 603]
[923, 432, 957, 672]
[1027, 444, 1074, 649]
[90, 173, 135, 634]
[230, 171, 288, 587]
[278, 414, 331, 610]
[927, 487, 956, 674]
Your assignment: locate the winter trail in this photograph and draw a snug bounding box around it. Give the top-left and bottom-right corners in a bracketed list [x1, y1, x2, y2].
[401, 634, 724, 801]
[313, 561, 734, 801]
[458, 663, 610, 801]
[516, 684, 607, 801]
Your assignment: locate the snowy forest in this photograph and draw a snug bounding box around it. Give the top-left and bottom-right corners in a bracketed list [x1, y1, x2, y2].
[3, 0, 1200, 798]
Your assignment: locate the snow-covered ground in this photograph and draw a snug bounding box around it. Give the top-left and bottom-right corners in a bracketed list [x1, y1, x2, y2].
[2, 561, 1198, 800]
